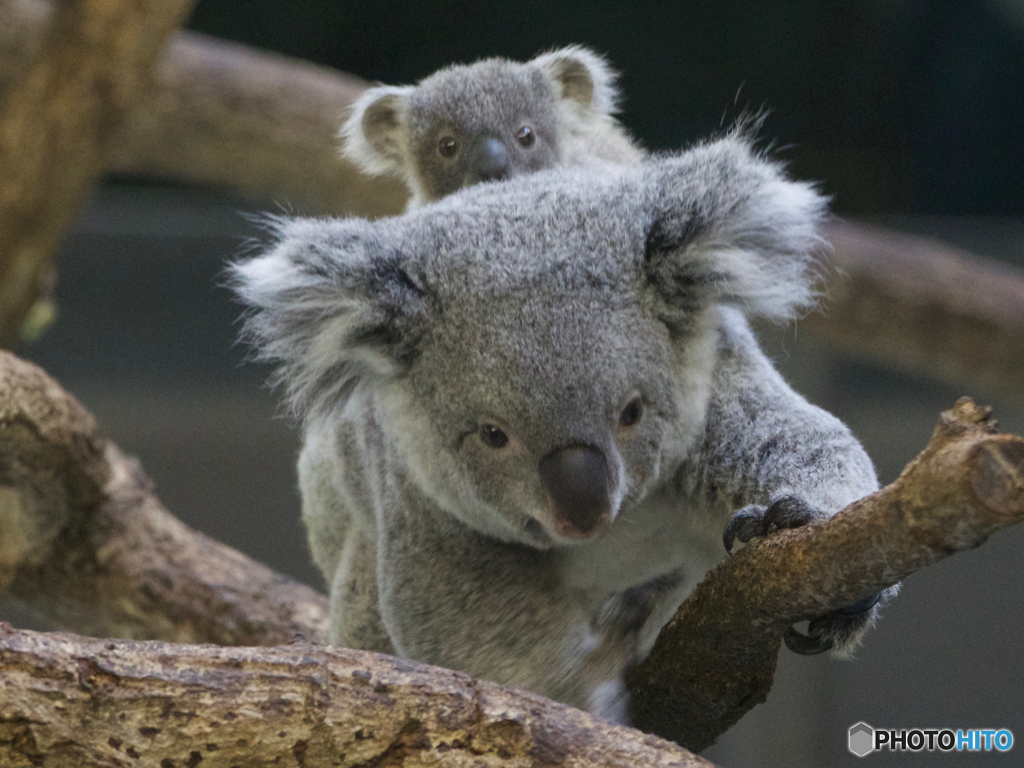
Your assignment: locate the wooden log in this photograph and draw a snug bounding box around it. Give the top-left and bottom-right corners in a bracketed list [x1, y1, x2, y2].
[0, 623, 715, 768]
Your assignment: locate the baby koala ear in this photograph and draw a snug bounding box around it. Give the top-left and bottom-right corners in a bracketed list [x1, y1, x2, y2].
[339, 85, 414, 176]
[530, 45, 621, 118]
[641, 131, 829, 330]
[229, 216, 430, 420]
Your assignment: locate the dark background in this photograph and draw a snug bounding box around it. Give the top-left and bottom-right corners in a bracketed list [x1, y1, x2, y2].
[4, 1, 1024, 766]
[189, 0, 1024, 217]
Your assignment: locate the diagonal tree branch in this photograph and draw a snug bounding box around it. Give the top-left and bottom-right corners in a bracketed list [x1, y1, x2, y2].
[627, 397, 1024, 751]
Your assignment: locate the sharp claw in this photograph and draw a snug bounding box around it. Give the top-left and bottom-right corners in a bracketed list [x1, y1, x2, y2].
[763, 496, 818, 533]
[723, 508, 765, 554]
[784, 625, 833, 655]
[836, 591, 882, 617]
[723, 527, 737, 555]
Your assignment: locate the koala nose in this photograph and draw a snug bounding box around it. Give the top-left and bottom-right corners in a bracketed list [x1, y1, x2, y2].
[474, 137, 509, 182]
[539, 445, 612, 538]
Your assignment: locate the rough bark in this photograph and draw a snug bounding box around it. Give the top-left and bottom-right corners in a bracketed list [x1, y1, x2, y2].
[0, 351, 329, 645]
[0, 623, 715, 768]
[0, 0, 198, 347]
[627, 397, 1024, 751]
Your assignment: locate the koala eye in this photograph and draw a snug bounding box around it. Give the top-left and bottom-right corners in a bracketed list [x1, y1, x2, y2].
[479, 424, 510, 449]
[516, 125, 536, 148]
[438, 136, 458, 158]
[619, 397, 644, 428]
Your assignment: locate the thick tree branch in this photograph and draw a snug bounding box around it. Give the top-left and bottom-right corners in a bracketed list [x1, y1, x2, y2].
[628, 397, 1024, 751]
[0, 623, 715, 768]
[0, 0, 198, 347]
[110, 31, 408, 219]
[0, 351, 329, 645]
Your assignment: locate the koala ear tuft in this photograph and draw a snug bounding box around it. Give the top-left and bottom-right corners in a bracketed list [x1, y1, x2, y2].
[531, 45, 621, 117]
[339, 85, 413, 176]
[229, 216, 430, 420]
[642, 132, 828, 330]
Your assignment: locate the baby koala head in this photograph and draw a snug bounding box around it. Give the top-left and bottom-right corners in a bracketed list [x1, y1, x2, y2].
[340, 46, 630, 208]
[234, 136, 825, 548]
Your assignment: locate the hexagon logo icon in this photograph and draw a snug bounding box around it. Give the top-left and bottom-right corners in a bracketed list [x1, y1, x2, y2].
[849, 722, 875, 757]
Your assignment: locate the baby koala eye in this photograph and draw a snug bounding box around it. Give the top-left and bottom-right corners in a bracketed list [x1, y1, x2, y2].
[479, 424, 510, 448]
[438, 136, 458, 158]
[516, 125, 536, 148]
[619, 397, 644, 428]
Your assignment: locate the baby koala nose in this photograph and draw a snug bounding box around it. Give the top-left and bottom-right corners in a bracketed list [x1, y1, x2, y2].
[473, 137, 509, 182]
[539, 445, 611, 538]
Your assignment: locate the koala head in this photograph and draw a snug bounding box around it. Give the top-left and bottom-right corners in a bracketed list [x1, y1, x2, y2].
[234, 134, 825, 548]
[340, 46, 624, 206]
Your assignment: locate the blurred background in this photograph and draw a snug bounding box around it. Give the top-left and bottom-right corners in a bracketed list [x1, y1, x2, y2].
[4, 1, 1024, 765]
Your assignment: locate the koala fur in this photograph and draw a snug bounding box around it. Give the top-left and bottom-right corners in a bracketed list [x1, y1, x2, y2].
[233, 133, 889, 722]
[340, 45, 644, 209]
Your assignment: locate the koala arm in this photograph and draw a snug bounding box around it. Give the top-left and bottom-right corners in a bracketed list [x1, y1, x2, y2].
[688, 307, 879, 519]
[682, 308, 893, 656]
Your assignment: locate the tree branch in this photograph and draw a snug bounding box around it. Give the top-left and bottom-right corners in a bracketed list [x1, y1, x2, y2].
[628, 397, 1024, 751]
[803, 220, 1024, 401]
[1, 0, 407, 219]
[0, 0, 199, 346]
[0, 623, 715, 768]
[0, 351, 329, 645]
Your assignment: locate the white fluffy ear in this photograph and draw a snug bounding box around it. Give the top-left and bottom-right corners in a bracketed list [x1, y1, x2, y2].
[339, 85, 414, 176]
[230, 217, 429, 420]
[531, 45, 621, 118]
[642, 132, 828, 327]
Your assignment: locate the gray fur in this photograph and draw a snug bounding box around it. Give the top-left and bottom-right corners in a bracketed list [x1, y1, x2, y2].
[341, 45, 644, 209]
[232, 133, 885, 720]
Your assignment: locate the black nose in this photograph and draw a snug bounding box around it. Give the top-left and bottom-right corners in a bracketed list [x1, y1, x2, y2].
[539, 445, 611, 538]
[473, 137, 509, 181]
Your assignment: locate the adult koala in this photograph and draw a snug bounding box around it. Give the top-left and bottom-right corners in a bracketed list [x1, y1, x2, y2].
[232, 132, 892, 721]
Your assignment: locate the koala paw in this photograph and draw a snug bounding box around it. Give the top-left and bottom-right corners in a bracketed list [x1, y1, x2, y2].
[723, 495, 897, 657]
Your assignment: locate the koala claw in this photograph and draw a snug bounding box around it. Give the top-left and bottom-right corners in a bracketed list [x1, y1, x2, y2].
[724, 496, 890, 656]
[722, 506, 766, 554]
[835, 592, 882, 617]
[785, 590, 888, 655]
[784, 625, 832, 655]
[722, 495, 819, 554]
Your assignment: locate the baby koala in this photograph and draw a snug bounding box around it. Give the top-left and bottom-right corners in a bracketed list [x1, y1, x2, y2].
[340, 46, 644, 209]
